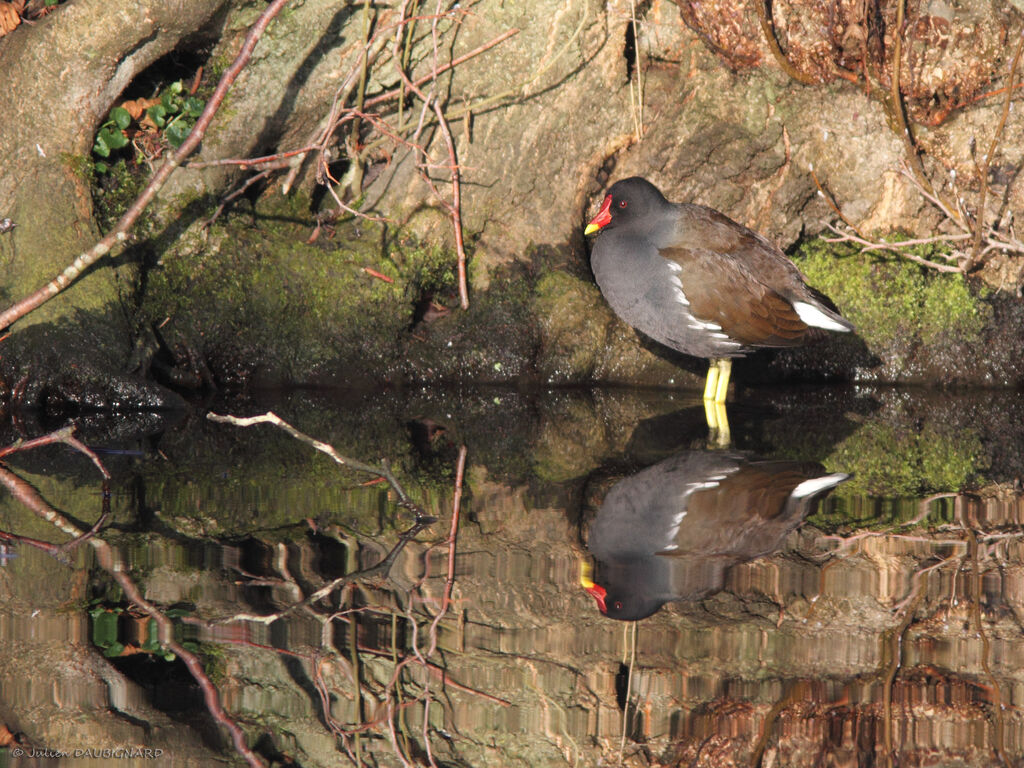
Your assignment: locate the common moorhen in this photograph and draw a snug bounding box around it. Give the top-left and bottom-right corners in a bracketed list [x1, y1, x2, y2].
[580, 451, 849, 621]
[584, 177, 853, 404]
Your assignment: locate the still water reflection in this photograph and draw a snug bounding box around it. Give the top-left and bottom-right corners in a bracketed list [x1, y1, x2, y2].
[584, 453, 848, 621]
[1, 386, 1023, 767]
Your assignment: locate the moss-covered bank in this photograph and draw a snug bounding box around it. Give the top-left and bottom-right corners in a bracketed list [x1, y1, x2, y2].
[135, 198, 1024, 394]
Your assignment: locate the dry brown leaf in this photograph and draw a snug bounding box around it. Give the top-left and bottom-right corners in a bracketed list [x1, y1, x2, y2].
[0, 2, 23, 37]
[0, 723, 16, 747]
[120, 97, 160, 121]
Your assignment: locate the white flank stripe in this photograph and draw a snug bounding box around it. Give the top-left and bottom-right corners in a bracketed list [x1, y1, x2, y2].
[793, 301, 851, 331]
[791, 473, 849, 499]
[688, 318, 721, 331]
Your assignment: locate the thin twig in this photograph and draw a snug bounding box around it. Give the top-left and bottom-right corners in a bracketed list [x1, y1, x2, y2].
[962, 512, 1008, 766]
[424, 443, 465, 654]
[964, 30, 1024, 272]
[393, 0, 470, 309]
[824, 223, 965, 272]
[756, 0, 817, 85]
[810, 166, 861, 235]
[206, 411, 427, 517]
[187, 145, 320, 170]
[0, 424, 111, 478]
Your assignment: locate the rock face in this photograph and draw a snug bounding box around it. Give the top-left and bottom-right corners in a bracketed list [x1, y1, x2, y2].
[0, 0, 1022, 402]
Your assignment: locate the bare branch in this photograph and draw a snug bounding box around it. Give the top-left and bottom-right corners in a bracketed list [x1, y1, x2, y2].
[206, 410, 427, 517]
[824, 223, 966, 272]
[964, 30, 1024, 272]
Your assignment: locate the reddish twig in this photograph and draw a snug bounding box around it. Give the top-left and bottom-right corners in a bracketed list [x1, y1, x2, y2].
[91, 538, 264, 767]
[393, 0, 470, 310]
[423, 443, 465, 657]
[0, 524, 62, 557]
[186, 145, 320, 169]
[0, 0, 293, 331]
[0, 424, 110, 479]
[363, 267, 394, 283]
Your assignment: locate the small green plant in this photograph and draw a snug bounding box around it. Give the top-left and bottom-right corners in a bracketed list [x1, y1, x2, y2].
[145, 80, 205, 147]
[92, 79, 205, 173]
[92, 107, 132, 166]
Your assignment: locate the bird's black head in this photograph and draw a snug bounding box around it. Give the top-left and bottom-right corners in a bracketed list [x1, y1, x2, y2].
[582, 556, 672, 622]
[584, 176, 671, 235]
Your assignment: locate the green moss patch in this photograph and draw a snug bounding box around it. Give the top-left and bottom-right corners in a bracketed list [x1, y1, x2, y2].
[793, 238, 990, 348]
[533, 270, 610, 383]
[828, 421, 985, 498]
[141, 192, 457, 385]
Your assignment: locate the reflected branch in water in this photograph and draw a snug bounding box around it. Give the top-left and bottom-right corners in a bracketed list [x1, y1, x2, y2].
[962, 509, 1009, 768]
[0, 435, 264, 768]
[0, 424, 111, 479]
[207, 410, 432, 520]
[201, 417, 475, 764]
[0, 425, 111, 555]
[220, 516, 435, 626]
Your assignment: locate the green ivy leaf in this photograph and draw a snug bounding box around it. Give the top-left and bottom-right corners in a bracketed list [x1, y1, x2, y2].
[184, 96, 205, 119]
[146, 104, 167, 128]
[164, 120, 191, 147]
[111, 106, 132, 130]
[100, 126, 129, 150]
[160, 90, 179, 112]
[93, 135, 111, 157]
[94, 160, 109, 174]
[102, 641, 125, 658]
[140, 618, 161, 651]
[91, 611, 119, 647]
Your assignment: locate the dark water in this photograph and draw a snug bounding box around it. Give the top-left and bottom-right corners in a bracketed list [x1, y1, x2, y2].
[1, 385, 1023, 767]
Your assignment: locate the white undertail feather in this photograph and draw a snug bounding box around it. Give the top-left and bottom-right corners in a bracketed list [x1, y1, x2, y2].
[790, 473, 850, 499]
[793, 302, 852, 332]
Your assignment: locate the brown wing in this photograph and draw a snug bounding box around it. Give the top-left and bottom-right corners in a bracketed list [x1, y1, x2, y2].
[671, 203, 811, 288]
[661, 245, 809, 347]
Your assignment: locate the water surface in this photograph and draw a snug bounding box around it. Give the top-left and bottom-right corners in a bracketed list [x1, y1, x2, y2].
[1, 385, 1022, 767]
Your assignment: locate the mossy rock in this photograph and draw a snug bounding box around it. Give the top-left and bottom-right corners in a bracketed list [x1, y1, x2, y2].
[533, 270, 611, 383]
[532, 270, 705, 388]
[794, 238, 989, 348]
[787, 238, 1011, 386]
[141, 192, 457, 387]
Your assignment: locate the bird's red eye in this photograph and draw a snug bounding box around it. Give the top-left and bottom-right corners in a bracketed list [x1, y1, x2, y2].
[614, 601, 623, 610]
[618, 200, 628, 208]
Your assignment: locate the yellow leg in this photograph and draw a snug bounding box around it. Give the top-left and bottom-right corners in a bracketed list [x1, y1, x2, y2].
[702, 358, 733, 447]
[702, 361, 720, 401]
[579, 558, 595, 589]
[703, 358, 732, 403]
[703, 398, 732, 448]
[714, 358, 732, 404]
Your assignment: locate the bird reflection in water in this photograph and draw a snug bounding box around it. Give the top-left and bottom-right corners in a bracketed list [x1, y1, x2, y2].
[581, 451, 849, 621]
